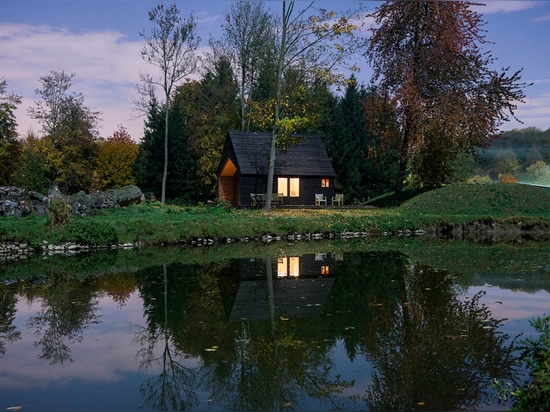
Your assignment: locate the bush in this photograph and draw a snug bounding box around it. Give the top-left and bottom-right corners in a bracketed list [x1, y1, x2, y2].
[48, 199, 71, 229]
[66, 219, 118, 246]
[494, 315, 550, 411]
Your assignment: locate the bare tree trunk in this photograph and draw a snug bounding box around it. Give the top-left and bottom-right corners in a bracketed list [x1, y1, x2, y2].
[264, 1, 290, 212]
[394, 121, 412, 206]
[161, 95, 169, 204]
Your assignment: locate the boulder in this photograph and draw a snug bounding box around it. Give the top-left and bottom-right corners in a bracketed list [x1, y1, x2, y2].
[67, 185, 143, 214]
[0, 185, 143, 218]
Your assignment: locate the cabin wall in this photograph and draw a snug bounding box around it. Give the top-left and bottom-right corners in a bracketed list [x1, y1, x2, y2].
[218, 174, 241, 206]
[239, 175, 335, 206]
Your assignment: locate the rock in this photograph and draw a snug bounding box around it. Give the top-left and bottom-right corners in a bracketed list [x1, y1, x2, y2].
[0, 185, 143, 218]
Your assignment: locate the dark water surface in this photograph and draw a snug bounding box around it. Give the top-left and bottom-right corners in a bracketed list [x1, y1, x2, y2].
[1, 239, 549, 411]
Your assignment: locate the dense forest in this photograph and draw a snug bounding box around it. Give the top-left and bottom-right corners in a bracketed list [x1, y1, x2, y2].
[0, 1, 542, 205]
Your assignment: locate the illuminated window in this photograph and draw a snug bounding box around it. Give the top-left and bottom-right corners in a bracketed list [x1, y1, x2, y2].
[278, 177, 300, 197]
[289, 257, 300, 277]
[321, 178, 330, 188]
[277, 178, 288, 197]
[277, 257, 287, 277]
[277, 257, 301, 277]
[289, 178, 300, 197]
[321, 266, 330, 275]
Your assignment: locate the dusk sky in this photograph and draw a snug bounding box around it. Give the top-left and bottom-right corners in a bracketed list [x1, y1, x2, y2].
[3, 1, 549, 142]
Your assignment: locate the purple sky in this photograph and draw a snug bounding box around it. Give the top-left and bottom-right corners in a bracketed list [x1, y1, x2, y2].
[3, 1, 549, 141]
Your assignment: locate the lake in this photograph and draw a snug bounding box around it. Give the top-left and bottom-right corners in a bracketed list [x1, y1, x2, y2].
[1, 238, 549, 411]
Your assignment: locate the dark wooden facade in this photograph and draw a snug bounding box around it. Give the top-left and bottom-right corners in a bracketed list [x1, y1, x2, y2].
[217, 131, 336, 207]
[217, 253, 336, 322]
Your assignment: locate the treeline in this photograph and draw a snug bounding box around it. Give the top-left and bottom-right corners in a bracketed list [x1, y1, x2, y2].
[472, 128, 550, 185]
[3, 71, 544, 204]
[0, 1, 539, 205]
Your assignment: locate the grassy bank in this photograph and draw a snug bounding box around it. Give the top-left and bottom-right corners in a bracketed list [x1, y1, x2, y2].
[1, 183, 549, 248]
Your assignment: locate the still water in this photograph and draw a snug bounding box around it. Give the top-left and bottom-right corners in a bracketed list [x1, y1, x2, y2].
[0, 239, 549, 411]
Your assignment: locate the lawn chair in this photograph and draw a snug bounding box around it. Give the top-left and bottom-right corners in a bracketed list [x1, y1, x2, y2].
[332, 193, 343, 206]
[315, 193, 327, 206]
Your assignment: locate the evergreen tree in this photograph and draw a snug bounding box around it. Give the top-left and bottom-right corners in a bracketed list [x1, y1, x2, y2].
[135, 96, 197, 203]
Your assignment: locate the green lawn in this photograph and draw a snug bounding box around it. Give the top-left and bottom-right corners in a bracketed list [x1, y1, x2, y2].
[1, 183, 549, 248]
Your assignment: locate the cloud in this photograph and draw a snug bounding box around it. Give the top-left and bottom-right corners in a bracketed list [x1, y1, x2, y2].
[532, 13, 550, 22]
[472, 1, 542, 14]
[2, 23, 147, 140]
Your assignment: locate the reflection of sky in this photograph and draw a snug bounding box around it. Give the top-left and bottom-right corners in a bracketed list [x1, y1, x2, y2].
[1, 293, 147, 390]
[1, 279, 548, 410]
[466, 285, 550, 339]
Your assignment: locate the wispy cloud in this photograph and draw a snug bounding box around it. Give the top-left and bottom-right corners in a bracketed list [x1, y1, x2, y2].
[532, 13, 550, 22]
[472, 1, 541, 14]
[2, 23, 147, 139]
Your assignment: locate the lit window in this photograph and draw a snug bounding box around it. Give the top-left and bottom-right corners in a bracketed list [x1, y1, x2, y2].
[278, 177, 300, 197]
[277, 257, 287, 277]
[289, 257, 300, 277]
[289, 178, 300, 197]
[321, 178, 330, 188]
[321, 266, 330, 275]
[277, 178, 288, 197]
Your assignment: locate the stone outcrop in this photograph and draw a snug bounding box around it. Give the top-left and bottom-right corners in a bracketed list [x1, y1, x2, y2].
[67, 186, 143, 215]
[0, 185, 143, 217]
[0, 186, 49, 217]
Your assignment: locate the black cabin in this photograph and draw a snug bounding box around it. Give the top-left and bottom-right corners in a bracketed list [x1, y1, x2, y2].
[217, 131, 336, 207]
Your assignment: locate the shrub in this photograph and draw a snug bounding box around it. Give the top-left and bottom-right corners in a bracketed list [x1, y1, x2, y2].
[493, 315, 550, 411]
[66, 219, 118, 246]
[47, 199, 71, 229]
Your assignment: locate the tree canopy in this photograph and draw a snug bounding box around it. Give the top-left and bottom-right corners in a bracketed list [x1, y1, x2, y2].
[366, 1, 529, 203]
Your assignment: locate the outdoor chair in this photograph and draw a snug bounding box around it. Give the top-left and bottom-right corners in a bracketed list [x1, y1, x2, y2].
[332, 193, 343, 206]
[315, 193, 327, 206]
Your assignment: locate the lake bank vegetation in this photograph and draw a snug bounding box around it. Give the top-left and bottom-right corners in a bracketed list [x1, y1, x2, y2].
[1, 183, 549, 257]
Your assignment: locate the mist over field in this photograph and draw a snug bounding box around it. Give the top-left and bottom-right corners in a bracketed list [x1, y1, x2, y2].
[471, 127, 550, 186]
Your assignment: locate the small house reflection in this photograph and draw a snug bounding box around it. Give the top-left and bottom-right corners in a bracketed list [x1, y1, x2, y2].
[218, 253, 337, 323]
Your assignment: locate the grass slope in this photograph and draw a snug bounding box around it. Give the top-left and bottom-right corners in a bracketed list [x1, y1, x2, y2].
[401, 183, 550, 217]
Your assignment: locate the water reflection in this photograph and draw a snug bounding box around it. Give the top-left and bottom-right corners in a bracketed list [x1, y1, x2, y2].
[0, 247, 544, 410]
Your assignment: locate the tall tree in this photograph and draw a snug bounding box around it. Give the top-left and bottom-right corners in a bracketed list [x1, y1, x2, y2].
[140, 3, 199, 203]
[175, 57, 240, 200]
[134, 95, 197, 202]
[366, 1, 528, 204]
[0, 78, 22, 185]
[27, 71, 101, 193]
[212, 0, 273, 131]
[262, 1, 362, 211]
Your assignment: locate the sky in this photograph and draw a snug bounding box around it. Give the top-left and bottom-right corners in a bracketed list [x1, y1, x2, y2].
[2, 0, 550, 142]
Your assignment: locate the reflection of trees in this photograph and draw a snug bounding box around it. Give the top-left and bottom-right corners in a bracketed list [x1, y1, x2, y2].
[134, 262, 201, 411]
[26, 269, 100, 365]
[134, 257, 355, 411]
[202, 256, 355, 411]
[0, 285, 21, 357]
[325, 251, 515, 410]
[97, 271, 136, 308]
[362, 261, 514, 411]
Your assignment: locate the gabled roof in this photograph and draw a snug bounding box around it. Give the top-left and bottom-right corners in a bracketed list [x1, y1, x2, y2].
[222, 131, 335, 176]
